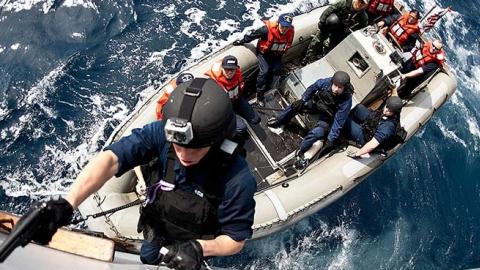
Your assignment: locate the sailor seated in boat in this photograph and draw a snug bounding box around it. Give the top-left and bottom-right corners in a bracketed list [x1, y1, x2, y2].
[19, 79, 257, 270]
[302, 0, 369, 65]
[398, 39, 446, 99]
[377, 9, 421, 51]
[233, 13, 294, 107]
[205, 55, 261, 144]
[344, 95, 404, 158]
[267, 71, 353, 169]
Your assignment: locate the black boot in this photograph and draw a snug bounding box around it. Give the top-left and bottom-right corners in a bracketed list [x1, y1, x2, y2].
[267, 117, 282, 128]
[256, 92, 265, 107]
[293, 151, 308, 170]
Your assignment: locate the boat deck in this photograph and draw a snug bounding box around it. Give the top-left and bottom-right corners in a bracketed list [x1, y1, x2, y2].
[243, 90, 307, 190]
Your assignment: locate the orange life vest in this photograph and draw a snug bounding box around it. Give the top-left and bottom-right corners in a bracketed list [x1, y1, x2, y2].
[205, 61, 244, 100]
[411, 42, 445, 68]
[155, 80, 177, 120]
[368, 0, 394, 17]
[257, 19, 294, 56]
[389, 13, 420, 45]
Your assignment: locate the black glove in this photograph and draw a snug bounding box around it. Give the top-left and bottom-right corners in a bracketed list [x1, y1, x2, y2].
[322, 140, 335, 153]
[291, 99, 305, 111]
[232, 40, 244, 46]
[21, 198, 74, 245]
[160, 240, 204, 270]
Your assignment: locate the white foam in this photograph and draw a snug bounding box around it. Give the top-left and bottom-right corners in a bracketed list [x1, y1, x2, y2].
[0, 46, 5, 53]
[10, 43, 20, 50]
[159, 4, 177, 18]
[71, 32, 85, 39]
[215, 19, 239, 33]
[1, 0, 97, 13]
[185, 7, 206, 25]
[147, 42, 177, 67]
[434, 118, 467, 148]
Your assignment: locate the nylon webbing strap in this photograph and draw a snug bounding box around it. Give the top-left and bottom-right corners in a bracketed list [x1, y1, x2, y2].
[178, 78, 206, 121]
[164, 145, 177, 184]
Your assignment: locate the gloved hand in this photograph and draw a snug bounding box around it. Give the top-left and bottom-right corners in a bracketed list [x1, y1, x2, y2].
[346, 150, 361, 159]
[232, 40, 244, 46]
[21, 198, 74, 245]
[321, 140, 335, 153]
[160, 240, 204, 270]
[291, 99, 305, 111]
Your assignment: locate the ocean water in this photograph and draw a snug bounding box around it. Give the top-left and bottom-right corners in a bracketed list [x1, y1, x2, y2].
[0, 0, 479, 269]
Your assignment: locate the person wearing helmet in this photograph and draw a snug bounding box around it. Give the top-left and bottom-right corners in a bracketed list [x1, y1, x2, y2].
[233, 13, 294, 106]
[267, 71, 353, 168]
[302, 0, 369, 65]
[20, 78, 257, 270]
[345, 94, 404, 158]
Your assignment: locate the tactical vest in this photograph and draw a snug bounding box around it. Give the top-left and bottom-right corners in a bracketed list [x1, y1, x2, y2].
[361, 111, 406, 150]
[257, 19, 294, 55]
[312, 84, 352, 121]
[361, 110, 383, 142]
[139, 145, 236, 242]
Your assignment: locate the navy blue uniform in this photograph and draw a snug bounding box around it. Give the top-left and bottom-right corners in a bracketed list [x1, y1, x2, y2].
[105, 121, 256, 262]
[344, 104, 396, 146]
[275, 77, 352, 154]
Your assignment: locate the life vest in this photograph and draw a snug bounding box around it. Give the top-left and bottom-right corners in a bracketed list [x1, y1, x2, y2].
[367, 0, 394, 17]
[411, 42, 445, 68]
[205, 61, 244, 100]
[257, 19, 294, 55]
[311, 82, 352, 122]
[155, 80, 177, 120]
[139, 145, 238, 242]
[388, 13, 420, 45]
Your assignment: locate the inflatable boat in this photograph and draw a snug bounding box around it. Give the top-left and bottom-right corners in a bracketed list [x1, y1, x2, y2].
[0, 4, 456, 268]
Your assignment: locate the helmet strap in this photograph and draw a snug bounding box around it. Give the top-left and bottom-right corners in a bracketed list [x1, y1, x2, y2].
[178, 78, 207, 121]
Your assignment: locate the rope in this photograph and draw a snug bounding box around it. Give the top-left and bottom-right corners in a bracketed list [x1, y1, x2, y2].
[71, 199, 143, 225]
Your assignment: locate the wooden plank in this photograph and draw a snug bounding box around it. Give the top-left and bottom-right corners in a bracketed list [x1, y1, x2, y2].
[0, 211, 115, 262]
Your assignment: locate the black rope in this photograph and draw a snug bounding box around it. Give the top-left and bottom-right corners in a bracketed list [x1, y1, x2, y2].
[71, 199, 143, 225]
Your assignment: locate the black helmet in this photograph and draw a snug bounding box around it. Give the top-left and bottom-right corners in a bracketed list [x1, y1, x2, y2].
[386, 96, 403, 114]
[332, 71, 351, 87]
[162, 78, 236, 148]
[325, 13, 341, 31]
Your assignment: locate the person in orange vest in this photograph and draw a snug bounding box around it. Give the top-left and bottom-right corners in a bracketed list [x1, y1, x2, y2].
[366, 0, 395, 23]
[377, 9, 420, 51]
[398, 39, 446, 98]
[155, 72, 194, 120]
[233, 14, 294, 106]
[206, 55, 260, 142]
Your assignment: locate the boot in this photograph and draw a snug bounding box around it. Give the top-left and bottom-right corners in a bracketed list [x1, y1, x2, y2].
[293, 151, 309, 170]
[256, 92, 265, 107]
[267, 117, 282, 128]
